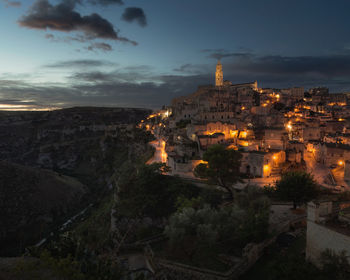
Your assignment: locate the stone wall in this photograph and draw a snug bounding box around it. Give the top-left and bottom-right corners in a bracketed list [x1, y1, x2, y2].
[306, 201, 350, 267]
[306, 220, 350, 266]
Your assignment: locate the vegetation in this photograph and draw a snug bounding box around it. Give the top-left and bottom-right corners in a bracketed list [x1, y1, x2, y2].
[320, 249, 350, 280]
[194, 144, 242, 200]
[73, 196, 114, 251]
[21, 196, 124, 280]
[24, 240, 123, 280]
[117, 163, 199, 219]
[271, 171, 318, 209]
[242, 235, 350, 280]
[164, 186, 270, 268]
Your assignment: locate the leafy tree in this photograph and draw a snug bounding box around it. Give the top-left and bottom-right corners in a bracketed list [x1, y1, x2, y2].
[165, 205, 218, 261]
[165, 188, 270, 261]
[275, 171, 318, 209]
[118, 163, 199, 218]
[194, 144, 242, 200]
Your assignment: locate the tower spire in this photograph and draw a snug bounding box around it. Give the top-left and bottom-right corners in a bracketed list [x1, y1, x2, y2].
[215, 60, 223, 87]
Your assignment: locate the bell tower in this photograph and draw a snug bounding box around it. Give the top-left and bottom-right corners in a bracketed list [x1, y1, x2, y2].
[215, 60, 223, 87]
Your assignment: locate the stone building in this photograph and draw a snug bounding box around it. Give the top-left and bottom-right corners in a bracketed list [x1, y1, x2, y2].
[306, 200, 350, 267]
[240, 150, 285, 178]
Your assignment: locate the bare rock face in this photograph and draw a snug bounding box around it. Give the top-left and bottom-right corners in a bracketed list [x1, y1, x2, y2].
[0, 161, 86, 256]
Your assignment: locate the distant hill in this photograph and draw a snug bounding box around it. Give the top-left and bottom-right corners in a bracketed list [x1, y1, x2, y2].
[0, 161, 86, 256]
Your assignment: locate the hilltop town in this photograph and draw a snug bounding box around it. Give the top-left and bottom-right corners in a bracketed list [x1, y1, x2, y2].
[143, 61, 350, 190]
[135, 61, 350, 278]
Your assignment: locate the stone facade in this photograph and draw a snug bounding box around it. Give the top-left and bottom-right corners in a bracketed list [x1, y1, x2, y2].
[306, 201, 350, 267]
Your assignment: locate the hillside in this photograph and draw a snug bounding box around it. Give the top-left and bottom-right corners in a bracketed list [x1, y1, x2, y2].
[0, 161, 86, 256]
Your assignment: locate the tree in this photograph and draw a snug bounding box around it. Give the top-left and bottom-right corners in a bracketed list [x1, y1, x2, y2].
[275, 171, 318, 209]
[194, 144, 242, 200]
[165, 205, 218, 261]
[118, 163, 198, 218]
[165, 197, 270, 262]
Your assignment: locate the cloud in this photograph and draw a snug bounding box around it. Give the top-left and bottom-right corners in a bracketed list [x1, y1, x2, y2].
[201, 49, 253, 60]
[3, 53, 350, 111]
[87, 42, 113, 52]
[224, 54, 350, 78]
[87, 0, 123, 5]
[45, 33, 54, 39]
[0, 67, 209, 109]
[44, 59, 115, 68]
[173, 63, 209, 74]
[121, 7, 147, 27]
[3, 0, 21, 7]
[18, 0, 137, 45]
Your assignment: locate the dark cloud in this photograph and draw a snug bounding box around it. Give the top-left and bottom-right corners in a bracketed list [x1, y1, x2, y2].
[201, 49, 253, 60]
[87, 42, 113, 52]
[44, 33, 91, 44]
[0, 99, 37, 105]
[18, 0, 137, 45]
[72, 71, 119, 83]
[121, 7, 147, 27]
[224, 54, 350, 79]
[3, 0, 21, 7]
[0, 69, 208, 109]
[173, 63, 209, 74]
[45, 33, 54, 39]
[87, 0, 123, 6]
[44, 59, 115, 68]
[2, 53, 350, 110]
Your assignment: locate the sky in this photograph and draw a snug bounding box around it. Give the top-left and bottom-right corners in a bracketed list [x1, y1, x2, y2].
[1, 0, 350, 110]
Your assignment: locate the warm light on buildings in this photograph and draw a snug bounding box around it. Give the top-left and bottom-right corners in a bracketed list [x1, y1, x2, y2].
[241, 141, 249, 147]
[263, 165, 269, 171]
[227, 144, 238, 150]
[240, 131, 247, 138]
[230, 130, 238, 137]
[273, 155, 277, 160]
[338, 160, 344, 166]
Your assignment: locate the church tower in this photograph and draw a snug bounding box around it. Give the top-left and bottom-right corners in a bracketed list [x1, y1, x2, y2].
[215, 60, 223, 87]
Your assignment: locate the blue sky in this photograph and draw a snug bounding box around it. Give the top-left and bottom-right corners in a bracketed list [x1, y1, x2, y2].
[1, 0, 350, 110]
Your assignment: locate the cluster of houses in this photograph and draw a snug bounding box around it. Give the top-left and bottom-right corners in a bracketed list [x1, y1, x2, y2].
[141, 61, 350, 184]
[139, 61, 350, 270]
